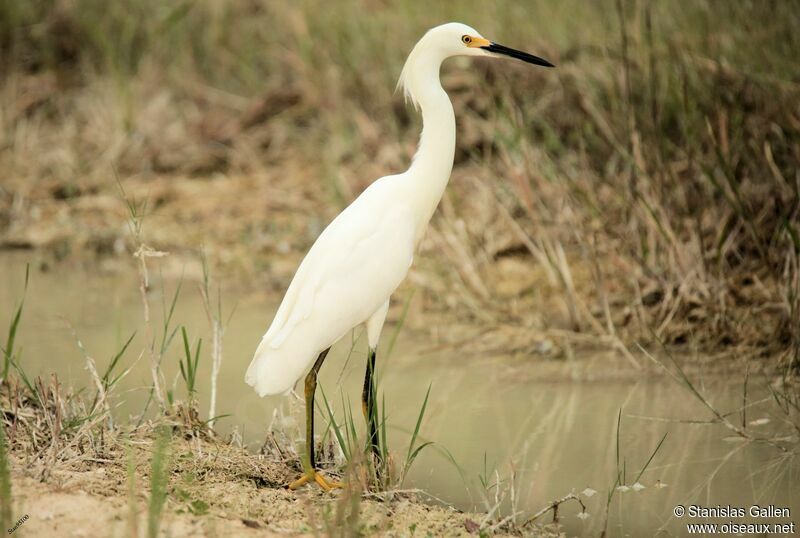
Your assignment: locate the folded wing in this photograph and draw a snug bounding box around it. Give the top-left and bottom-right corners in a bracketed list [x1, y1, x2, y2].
[245, 178, 415, 396]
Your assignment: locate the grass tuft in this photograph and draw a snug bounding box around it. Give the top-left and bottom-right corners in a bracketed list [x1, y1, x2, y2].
[318, 373, 435, 494]
[178, 326, 202, 400]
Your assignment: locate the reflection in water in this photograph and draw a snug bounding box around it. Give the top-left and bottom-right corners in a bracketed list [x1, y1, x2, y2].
[1, 253, 797, 535]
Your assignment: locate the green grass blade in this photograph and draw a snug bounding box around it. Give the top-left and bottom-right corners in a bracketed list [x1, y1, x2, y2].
[180, 326, 191, 366]
[406, 441, 434, 468]
[192, 339, 202, 388]
[103, 331, 136, 385]
[339, 391, 354, 458]
[3, 263, 29, 381]
[9, 357, 35, 397]
[319, 385, 349, 461]
[160, 278, 183, 355]
[200, 414, 231, 426]
[404, 384, 431, 470]
[380, 392, 388, 465]
[345, 396, 358, 453]
[634, 432, 668, 483]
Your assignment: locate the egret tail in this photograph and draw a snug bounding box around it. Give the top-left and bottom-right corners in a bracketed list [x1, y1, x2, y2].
[245, 336, 319, 396]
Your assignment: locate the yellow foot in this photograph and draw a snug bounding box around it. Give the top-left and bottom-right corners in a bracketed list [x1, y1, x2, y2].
[288, 470, 342, 491]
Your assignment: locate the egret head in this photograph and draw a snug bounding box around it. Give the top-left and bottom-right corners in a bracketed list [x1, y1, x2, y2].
[399, 23, 553, 107]
[424, 22, 554, 67]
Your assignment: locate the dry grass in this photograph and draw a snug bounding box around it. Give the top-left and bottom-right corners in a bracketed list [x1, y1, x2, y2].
[1, 0, 799, 369]
[0, 369, 563, 536]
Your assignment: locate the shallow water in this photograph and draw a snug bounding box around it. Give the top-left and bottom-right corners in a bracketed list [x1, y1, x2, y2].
[1, 252, 798, 536]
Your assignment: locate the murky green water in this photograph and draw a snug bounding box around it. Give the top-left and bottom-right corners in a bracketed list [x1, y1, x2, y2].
[1, 252, 798, 536]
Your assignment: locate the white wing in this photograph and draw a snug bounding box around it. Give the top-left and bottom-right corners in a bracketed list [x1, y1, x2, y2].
[245, 176, 415, 396]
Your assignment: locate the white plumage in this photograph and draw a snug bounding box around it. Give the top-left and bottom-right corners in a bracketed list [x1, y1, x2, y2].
[245, 177, 415, 395]
[245, 21, 553, 491]
[245, 21, 553, 401]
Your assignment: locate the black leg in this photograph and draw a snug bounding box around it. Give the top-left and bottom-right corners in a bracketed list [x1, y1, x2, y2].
[305, 348, 330, 471]
[362, 348, 381, 465]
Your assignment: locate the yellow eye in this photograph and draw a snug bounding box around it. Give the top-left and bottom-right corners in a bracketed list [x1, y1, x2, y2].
[462, 35, 472, 45]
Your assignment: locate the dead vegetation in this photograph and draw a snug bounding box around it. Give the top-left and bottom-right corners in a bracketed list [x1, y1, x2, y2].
[1, 2, 799, 370]
[0, 368, 570, 536]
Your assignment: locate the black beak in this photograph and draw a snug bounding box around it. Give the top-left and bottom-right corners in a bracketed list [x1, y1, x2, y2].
[480, 42, 555, 68]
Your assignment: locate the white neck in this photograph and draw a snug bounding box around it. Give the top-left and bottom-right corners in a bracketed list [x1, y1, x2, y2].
[400, 50, 456, 242]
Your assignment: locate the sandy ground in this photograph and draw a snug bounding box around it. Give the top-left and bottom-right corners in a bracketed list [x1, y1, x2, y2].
[8, 472, 518, 538]
[14, 477, 268, 538]
[4, 425, 551, 538]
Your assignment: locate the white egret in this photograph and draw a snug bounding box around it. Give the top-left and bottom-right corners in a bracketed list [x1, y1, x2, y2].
[245, 22, 553, 490]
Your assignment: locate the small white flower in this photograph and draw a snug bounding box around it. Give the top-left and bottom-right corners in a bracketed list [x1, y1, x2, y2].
[749, 418, 770, 426]
[581, 488, 597, 498]
[632, 482, 646, 491]
[576, 511, 591, 520]
[616, 485, 630, 493]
